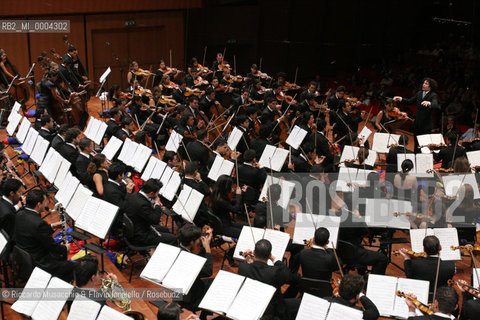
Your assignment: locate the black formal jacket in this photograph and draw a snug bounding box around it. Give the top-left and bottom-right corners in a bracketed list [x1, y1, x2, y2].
[172, 89, 186, 104]
[329, 295, 380, 320]
[187, 140, 210, 179]
[75, 153, 91, 186]
[38, 127, 54, 143]
[386, 146, 413, 172]
[123, 192, 162, 245]
[51, 134, 66, 151]
[400, 90, 439, 135]
[0, 197, 16, 239]
[238, 260, 297, 318]
[59, 143, 79, 172]
[460, 290, 480, 320]
[15, 208, 68, 270]
[308, 132, 335, 171]
[299, 247, 340, 281]
[105, 119, 120, 139]
[404, 257, 456, 294]
[103, 180, 127, 206]
[433, 144, 466, 169]
[333, 111, 361, 140]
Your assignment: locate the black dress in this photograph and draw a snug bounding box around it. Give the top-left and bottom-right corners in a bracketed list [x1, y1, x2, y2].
[90, 169, 108, 198]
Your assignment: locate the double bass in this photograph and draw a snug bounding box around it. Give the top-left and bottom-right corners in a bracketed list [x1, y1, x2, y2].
[0, 49, 32, 107]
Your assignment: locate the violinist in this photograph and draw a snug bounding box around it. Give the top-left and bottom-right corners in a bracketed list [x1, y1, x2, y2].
[456, 279, 480, 320]
[433, 132, 465, 169]
[328, 274, 380, 320]
[404, 286, 458, 320]
[211, 52, 229, 73]
[261, 97, 283, 125]
[299, 81, 320, 102]
[0, 49, 17, 86]
[114, 117, 135, 141]
[327, 86, 346, 111]
[375, 98, 398, 131]
[296, 93, 316, 114]
[386, 134, 412, 173]
[298, 227, 340, 281]
[345, 146, 373, 170]
[156, 59, 176, 81]
[105, 107, 121, 140]
[235, 114, 251, 155]
[393, 159, 418, 203]
[444, 116, 462, 138]
[51, 124, 69, 152]
[208, 138, 230, 171]
[334, 100, 366, 142]
[238, 149, 266, 208]
[245, 64, 261, 86]
[232, 89, 253, 111]
[291, 143, 323, 172]
[444, 184, 478, 243]
[308, 119, 335, 172]
[399, 235, 455, 296]
[186, 129, 210, 180]
[250, 79, 266, 104]
[177, 112, 199, 157]
[127, 61, 144, 85]
[172, 80, 187, 104]
[264, 83, 288, 108]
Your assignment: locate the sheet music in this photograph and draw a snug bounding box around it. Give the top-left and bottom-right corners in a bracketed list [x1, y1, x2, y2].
[365, 198, 392, 228]
[409, 229, 428, 254]
[132, 144, 152, 172]
[22, 128, 39, 155]
[140, 243, 181, 284]
[417, 134, 445, 154]
[7, 111, 22, 136]
[161, 171, 181, 202]
[96, 305, 133, 320]
[326, 302, 363, 320]
[226, 277, 276, 320]
[151, 160, 167, 180]
[258, 144, 276, 169]
[233, 226, 266, 260]
[392, 278, 429, 318]
[31, 277, 73, 320]
[39, 148, 58, 181]
[66, 296, 101, 320]
[263, 228, 291, 264]
[165, 130, 183, 152]
[434, 228, 461, 261]
[101, 136, 123, 160]
[292, 213, 341, 248]
[286, 125, 308, 150]
[227, 126, 244, 151]
[172, 185, 192, 220]
[271, 147, 289, 172]
[372, 132, 400, 153]
[199, 270, 245, 315]
[53, 158, 71, 188]
[56, 174, 79, 207]
[339, 146, 376, 168]
[159, 166, 174, 195]
[66, 184, 93, 221]
[0, 231, 8, 256]
[358, 125, 372, 142]
[141, 157, 159, 181]
[162, 251, 207, 294]
[335, 167, 357, 192]
[467, 150, 480, 168]
[30, 136, 50, 165]
[11, 267, 51, 317]
[295, 293, 330, 320]
[16, 117, 31, 143]
[93, 121, 108, 145]
[123, 140, 139, 167]
[84, 116, 95, 139]
[414, 153, 434, 177]
[397, 153, 416, 173]
[365, 274, 398, 317]
[258, 176, 295, 209]
[208, 156, 234, 181]
[443, 174, 480, 199]
[117, 138, 133, 163]
[76, 197, 118, 239]
[8, 101, 21, 121]
[473, 268, 480, 288]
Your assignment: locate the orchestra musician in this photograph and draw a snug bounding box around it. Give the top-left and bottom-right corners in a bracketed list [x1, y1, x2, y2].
[0, 179, 24, 239]
[404, 286, 458, 320]
[386, 134, 411, 173]
[59, 128, 81, 173]
[433, 132, 466, 169]
[38, 114, 55, 143]
[327, 86, 346, 111]
[75, 138, 93, 186]
[51, 124, 69, 151]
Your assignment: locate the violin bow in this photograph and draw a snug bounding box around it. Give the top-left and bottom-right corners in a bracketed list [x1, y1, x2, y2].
[432, 254, 441, 306]
[259, 57, 263, 72]
[233, 55, 237, 76]
[180, 139, 192, 162]
[270, 93, 298, 135]
[293, 66, 298, 87]
[474, 108, 479, 137]
[449, 135, 459, 170]
[469, 247, 480, 291]
[202, 46, 207, 68]
[331, 241, 344, 277]
[169, 49, 173, 70]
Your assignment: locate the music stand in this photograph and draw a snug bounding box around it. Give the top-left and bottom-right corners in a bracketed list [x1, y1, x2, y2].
[96, 67, 111, 119]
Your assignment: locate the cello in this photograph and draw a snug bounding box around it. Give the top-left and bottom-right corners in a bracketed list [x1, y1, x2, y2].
[0, 49, 32, 107]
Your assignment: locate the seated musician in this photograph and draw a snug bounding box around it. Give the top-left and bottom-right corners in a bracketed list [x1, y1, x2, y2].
[404, 286, 458, 320]
[105, 107, 121, 140]
[15, 189, 75, 282]
[307, 119, 335, 172]
[127, 61, 144, 86]
[0, 178, 24, 239]
[444, 184, 478, 243]
[87, 154, 108, 198]
[374, 98, 397, 132]
[114, 117, 135, 141]
[327, 86, 346, 111]
[399, 235, 456, 296]
[158, 151, 181, 210]
[249, 79, 266, 104]
[444, 116, 462, 138]
[172, 80, 187, 104]
[51, 124, 69, 152]
[37, 70, 71, 123]
[434, 132, 466, 169]
[239, 239, 300, 320]
[333, 100, 366, 142]
[177, 224, 213, 316]
[123, 178, 177, 246]
[75, 138, 93, 186]
[199, 88, 219, 118]
[456, 279, 480, 320]
[386, 134, 411, 173]
[393, 160, 419, 218]
[261, 97, 283, 125]
[207, 138, 230, 171]
[234, 114, 251, 155]
[291, 143, 324, 172]
[59, 128, 81, 172]
[263, 82, 286, 108]
[59, 55, 84, 90]
[299, 227, 340, 281]
[177, 112, 200, 159]
[183, 162, 210, 227]
[329, 274, 379, 320]
[211, 52, 228, 72]
[186, 129, 210, 180]
[186, 96, 201, 118]
[296, 93, 316, 114]
[345, 146, 373, 170]
[250, 124, 271, 160]
[300, 81, 320, 102]
[254, 184, 287, 229]
[38, 114, 55, 143]
[238, 149, 266, 208]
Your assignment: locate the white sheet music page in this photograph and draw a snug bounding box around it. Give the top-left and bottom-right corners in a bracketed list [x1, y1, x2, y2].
[124, 141, 139, 167]
[434, 228, 461, 261]
[365, 198, 391, 228]
[172, 185, 192, 219]
[132, 144, 152, 172]
[295, 293, 330, 320]
[22, 128, 39, 155]
[199, 270, 245, 315]
[11, 267, 51, 317]
[151, 160, 167, 180]
[339, 146, 356, 167]
[358, 125, 372, 142]
[140, 243, 181, 285]
[286, 125, 308, 150]
[85, 199, 118, 239]
[226, 278, 276, 320]
[66, 184, 93, 221]
[31, 277, 73, 320]
[66, 296, 101, 320]
[409, 229, 428, 254]
[30, 136, 50, 165]
[7, 111, 22, 136]
[8, 101, 21, 121]
[56, 174, 79, 208]
[372, 132, 400, 153]
[75, 196, 101, 235]
[141, 157, 159, 181]
[0, 231, 8, 256]
[397, 153, 416, 173]
[96, 305, 133, 320]
[414, 153, 434, 178]
[365, 274, 398, 317]
[117, 137, 132, 163]
[326, 302, 363, 320]
[53, 158, 71, 188]
[467, 150, 480, 168]
[94, 121, 108, 145]
[292, 213, 317, 246]
[473, 268, 480, 288]
[159, 166, 174, 195]
[443, 174, 480, 199]
[39, 148, 57, 180]
[258, 144, 276, 169]
[393, 278, 430, 318]
[88, 118, 101, 144]
[161, 171, 182, 202]
[335, 167, 356, 192]
[258, 176, 294, 210]
[227, 126, 244, 151]
[271, 147, 289, 172]
[165, 130, 183, 152]
[83, 116, 95, 139]
[233, 226, 265, 260]
[101, 136, 123, 161]
[208, 155, 226, 181]
[258, 176, 280, 204]
[17, 117, 31, 143]
[162, 250, 207, 294]
[263, 228, 291, 265]
[182, 188, 204, 223]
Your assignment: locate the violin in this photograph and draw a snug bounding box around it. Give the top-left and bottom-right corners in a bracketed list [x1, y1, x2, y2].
[448, 280, 480, 299]
[217, 61, 230, 71]
[426, 167, 453, 173]
[387, 107, 413, 121]
[335, 159, 355, 166]
[276, 91, 296, 104]
[119, 91, 133, 100]
[392, 212, 434, 221]
[252, 70, 271, 80]
[185, 87, 202, 97]
[420, 143, 447, 150]
[451, 245, 480, 253]
[303, 240, 314, 248]
[194, 77, 209, 86]
[133, 68, 154, 77]
[330, 278, 340, 297]
[393, 250, 427, 259]
[158, 96, 177, 107]
[282, 81, 300, 91]
[396, 291, 434, 315]
[134, 88, 152, 97]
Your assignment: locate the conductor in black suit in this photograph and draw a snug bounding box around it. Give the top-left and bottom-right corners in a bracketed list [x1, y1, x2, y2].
[0, 179, 24, 239]
[15, 189, 75, 282]
[299, 227, 340, 281]
[394, 78, 440, 151]
[404, 286, 458, 320]
[123, 179, 176, 246]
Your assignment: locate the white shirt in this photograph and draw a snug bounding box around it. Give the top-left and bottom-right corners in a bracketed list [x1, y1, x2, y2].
[79, 152, 90, 159]
[2, 195, 19, 211]
[108, 178, 120, 186]
[66, 142, 77, 150]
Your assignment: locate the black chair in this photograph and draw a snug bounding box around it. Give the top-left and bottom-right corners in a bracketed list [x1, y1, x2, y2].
[298, 277, 333, 298]
[206, 209, 234, 270]
[11, 245, 34, 285]
[122, 213, 157, 283]
[336, 240, 367, 274]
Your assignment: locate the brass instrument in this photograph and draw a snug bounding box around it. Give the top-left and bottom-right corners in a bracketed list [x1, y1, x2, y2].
[101, 277, 131, 310]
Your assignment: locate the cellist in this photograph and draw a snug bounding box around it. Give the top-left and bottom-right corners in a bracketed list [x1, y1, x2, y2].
[37, 70, 74, 126]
